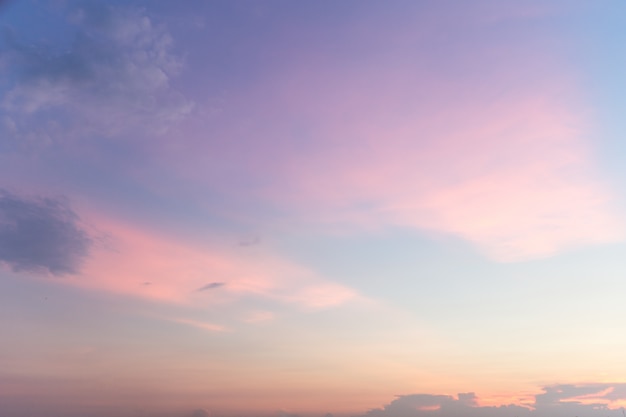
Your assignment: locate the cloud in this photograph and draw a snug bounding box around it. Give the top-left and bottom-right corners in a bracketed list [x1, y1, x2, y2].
[363, 385, 626, 417]
[0, 188, 90, 275]
[1, 2, 193, 151]
[188, 409, 211, 417]
[277, 410, 300, 417]
[365, 393, 530, 417]
[168, 2, 623, 262]
[66, 214, 360, 309]
[275, 81, 624, 262]
[169, 318, 226, 333]
[195, 282, 225, 292]
[238, 236, 261, 247]
[535, 383, 609, 406]
[533, 384, 626, 410]
[243, 310, 275, 323]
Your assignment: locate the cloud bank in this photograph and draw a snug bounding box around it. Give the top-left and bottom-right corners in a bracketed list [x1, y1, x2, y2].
[363, 384, 626, 417]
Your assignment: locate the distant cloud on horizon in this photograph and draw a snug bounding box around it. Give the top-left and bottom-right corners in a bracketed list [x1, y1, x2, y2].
[361, 384, 626, 417]
[188, 408, 210, 417]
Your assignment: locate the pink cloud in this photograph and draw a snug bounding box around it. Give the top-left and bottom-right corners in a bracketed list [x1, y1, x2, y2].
[198, 45, 623, 262]
[60, 214, 359, 308]
[168, 318, 228, 333]
[243, 310, 275, 323]
[350, 94, 624, 261]
[139, 2, 622, 262]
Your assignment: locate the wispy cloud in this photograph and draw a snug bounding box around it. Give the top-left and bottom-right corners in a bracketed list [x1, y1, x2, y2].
[176, 5, 623, 262]
[169, 318, 227, 333]
[66, 213, 361, 310]
[238, 236, 261, 247]
[242, 310, 275, 323]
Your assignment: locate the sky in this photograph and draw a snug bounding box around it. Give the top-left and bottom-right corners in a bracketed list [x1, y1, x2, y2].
[1, 1, 626, 416]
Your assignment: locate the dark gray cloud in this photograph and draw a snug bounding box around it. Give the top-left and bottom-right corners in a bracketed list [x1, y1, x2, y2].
[1, 1, 193, 151]
[362, 385, 626, 417]
[195, 282, 225, 292]
[535, 383, 609, 406]
[0, 189, 90, 275]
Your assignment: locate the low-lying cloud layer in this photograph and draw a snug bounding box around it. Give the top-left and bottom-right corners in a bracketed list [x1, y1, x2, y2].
[0, 189, 90, 275]
[363, 384, 626, 417]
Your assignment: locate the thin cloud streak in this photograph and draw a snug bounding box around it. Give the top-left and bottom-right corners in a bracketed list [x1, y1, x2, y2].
[169, 318, 227, 333]
[195, 282, 225, 292]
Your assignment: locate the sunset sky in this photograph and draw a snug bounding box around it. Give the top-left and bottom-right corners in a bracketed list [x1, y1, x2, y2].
[1, 1, 626, 417]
